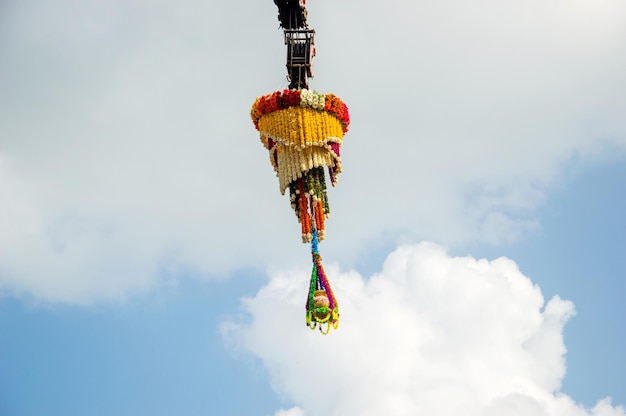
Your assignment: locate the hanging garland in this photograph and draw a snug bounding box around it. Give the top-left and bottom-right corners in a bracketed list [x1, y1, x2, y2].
[251, 89, 350, 242]
[251, 89, 349, 333]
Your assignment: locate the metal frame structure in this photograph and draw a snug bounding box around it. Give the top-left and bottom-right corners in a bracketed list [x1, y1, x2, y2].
[274, 0, 315, 89]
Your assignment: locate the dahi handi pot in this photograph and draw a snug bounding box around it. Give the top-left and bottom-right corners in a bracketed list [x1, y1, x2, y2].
[313, 290, 330, 319]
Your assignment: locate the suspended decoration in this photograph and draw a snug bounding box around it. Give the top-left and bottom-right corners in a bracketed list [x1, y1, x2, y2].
[251, 0, 350, 334]
[306, 229, 339, 334]
[251, 89, 349, 242]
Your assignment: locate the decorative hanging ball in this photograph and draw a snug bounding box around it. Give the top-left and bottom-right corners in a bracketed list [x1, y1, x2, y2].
[313, 289, 331, 319]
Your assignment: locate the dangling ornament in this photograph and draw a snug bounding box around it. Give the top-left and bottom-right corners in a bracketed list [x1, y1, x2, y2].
[251, 90, 349, 243]
[305, 229, 340, 333]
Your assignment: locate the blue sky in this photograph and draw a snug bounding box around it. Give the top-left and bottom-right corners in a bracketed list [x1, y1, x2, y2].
[2, 159, 624, 416]
[1, 1, 625, 415]
[0, 277, 280, 415]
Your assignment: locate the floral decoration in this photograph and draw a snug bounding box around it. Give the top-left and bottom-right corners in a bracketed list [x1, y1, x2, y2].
[251, 89, 350, 132]
[251, 89, 350, 245]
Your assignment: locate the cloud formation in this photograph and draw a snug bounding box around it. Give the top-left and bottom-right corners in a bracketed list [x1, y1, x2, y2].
[274, 407, 305, 416]
[1, 0, 626, 302]
[224, 243, 625, 416]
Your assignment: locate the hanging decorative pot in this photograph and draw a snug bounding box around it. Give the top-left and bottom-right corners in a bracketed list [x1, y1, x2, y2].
[313, 289, 330, 320]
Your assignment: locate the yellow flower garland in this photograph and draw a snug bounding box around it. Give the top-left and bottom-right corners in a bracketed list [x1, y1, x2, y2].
[258, 106, 344, 194]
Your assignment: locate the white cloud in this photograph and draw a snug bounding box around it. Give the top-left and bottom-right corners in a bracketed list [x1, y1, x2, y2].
[274, 407, 306, 416]
[1, 0, 626, 302]
[223, 243, 625, 416]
